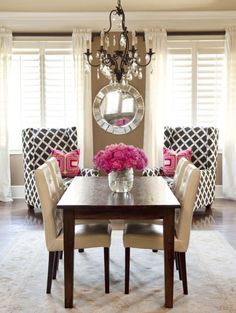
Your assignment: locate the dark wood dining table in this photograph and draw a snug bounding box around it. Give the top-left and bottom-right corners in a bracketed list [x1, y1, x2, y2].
[57, 176, 180, 309]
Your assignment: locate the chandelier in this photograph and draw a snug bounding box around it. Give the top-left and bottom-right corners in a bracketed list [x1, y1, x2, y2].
[84, 0, 154, 85]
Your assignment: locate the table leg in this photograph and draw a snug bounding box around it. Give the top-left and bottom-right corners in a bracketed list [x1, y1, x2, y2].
[163, 209, 175, 308]
[63, 209, 75, 308]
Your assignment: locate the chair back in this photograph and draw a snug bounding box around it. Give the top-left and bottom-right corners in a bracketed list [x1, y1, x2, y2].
[173, 157, 190, 194]
[164, 126, 219, 170]
[35, 163, 63, 251]
[46, 157, 64, 200]
[175, 163, 200, 251]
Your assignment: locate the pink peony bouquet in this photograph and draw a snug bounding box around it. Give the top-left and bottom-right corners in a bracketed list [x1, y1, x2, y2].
[93, 143, 148, 174]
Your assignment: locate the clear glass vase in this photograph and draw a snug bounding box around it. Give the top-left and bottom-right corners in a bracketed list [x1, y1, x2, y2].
[108, 168, 134, 193]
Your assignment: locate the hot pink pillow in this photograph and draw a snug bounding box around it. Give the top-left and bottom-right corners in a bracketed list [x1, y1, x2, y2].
[163, 147, 192, 176]
[51, 149, 80, 177]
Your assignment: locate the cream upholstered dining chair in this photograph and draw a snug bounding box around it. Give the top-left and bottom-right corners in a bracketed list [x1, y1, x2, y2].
[172, 157, 191, 194]
[45, 157, 65, 200]
[123, 163, 200, 295]
[46, 157, 109, 229]
[125, 157, 191, 229]
[35, 163, 112, 294]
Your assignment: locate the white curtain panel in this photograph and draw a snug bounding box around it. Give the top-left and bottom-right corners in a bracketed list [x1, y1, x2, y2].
[72, 29, 94, 168]
[144, 29, 167, 167]
[0, 28, 12, 202]
[223, 28, 236, 199]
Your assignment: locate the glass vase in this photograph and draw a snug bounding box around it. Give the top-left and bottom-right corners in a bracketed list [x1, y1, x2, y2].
[108, 168, 134, 193]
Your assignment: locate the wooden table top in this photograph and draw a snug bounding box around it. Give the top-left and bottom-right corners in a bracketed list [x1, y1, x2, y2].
[57, 176, 180, 219]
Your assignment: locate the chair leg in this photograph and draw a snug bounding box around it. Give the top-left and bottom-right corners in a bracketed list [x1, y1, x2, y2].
[104, 247, 110, 293]
[47, 251, 56, 294]
[53, 251, 60, 280]
[205, 204, 212, 212]
[125, 247, 130, 294]
[27, 203, 35, 212]
[78, 249, 84, 253]
[175, 252, 179, 270]
[179, 252, 188, 294]
[176, 252, 182, 280]
[59, 251, 63, 259]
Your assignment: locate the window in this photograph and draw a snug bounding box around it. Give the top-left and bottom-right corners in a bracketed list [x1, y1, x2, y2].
[167, 39, 225, 147]
[8, 40, 76, 151]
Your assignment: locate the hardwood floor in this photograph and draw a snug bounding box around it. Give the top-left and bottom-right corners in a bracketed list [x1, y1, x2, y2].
[0, 198, 236, 254]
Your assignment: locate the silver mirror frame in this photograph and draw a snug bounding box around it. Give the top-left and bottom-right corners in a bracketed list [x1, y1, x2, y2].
[93, 84, 144, 135]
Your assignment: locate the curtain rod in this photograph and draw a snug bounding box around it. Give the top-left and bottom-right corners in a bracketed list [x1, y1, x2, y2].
[12, 30, 226, 38]
[167, 31, 225, 36]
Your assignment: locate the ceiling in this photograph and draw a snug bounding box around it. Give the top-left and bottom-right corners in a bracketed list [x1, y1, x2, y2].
[1, 0, 236, 12]
[1, 0, 236, 32]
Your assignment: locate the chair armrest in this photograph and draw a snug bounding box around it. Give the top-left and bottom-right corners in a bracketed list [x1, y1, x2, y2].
[80, 168, 99, 177]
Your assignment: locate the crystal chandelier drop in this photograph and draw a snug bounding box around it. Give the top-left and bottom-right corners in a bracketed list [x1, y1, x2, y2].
[84, 0, 154, 85]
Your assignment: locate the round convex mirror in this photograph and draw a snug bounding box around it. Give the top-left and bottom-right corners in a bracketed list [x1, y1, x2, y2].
[93, 84, 144, 135]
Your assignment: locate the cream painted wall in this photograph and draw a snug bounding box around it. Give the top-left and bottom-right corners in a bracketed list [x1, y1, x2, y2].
[10, 154, 24, 185]
[92, 34, 145, 157]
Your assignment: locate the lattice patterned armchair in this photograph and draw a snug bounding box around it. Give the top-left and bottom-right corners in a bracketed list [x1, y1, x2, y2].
[143, 126, 219, 211]
[22, 127, 98, 212]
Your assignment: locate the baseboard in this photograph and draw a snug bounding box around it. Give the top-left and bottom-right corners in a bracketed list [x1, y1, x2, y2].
[11, 186, 25, 199]
[11, 184, 224, 200]
[215, 185, 223, 198]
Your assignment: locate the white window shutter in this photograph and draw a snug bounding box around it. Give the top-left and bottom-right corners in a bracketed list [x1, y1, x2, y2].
[197, 49, 225, 128]
[167, 40, 225, 148]
[167, 51, 192, 126]
[44, 52, 76, 128]
[9, 42, 76, 151]
[9, 52, 41, 150]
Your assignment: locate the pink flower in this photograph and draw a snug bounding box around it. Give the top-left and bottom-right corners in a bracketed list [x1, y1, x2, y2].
[93, 143, 148, 174]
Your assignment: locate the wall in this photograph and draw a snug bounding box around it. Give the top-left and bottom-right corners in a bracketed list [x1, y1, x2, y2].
[10, 154, 24, 185]
[92, 34, 145, 155]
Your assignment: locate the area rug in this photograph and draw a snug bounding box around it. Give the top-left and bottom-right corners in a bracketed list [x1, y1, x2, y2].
[0, 229, 236, 313]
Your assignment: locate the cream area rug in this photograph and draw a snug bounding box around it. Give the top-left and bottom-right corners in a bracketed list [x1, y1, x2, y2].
[0, 230, 236, 313]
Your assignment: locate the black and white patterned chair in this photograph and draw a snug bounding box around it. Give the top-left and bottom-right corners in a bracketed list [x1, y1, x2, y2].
[143, 126, 219, 211]
[22, 127, 98, 212]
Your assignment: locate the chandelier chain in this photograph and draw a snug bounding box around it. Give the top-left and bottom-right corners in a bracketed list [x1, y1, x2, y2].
[84, 0, 154, 85]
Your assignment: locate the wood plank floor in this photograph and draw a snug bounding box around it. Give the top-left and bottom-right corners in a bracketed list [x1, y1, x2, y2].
[0, 199, 236, 254]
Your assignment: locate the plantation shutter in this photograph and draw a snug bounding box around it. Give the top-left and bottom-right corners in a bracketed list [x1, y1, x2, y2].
[9, 42, 76, 151]
[167, 40, 225, 147]
[9, 51, 41, 150]
[167, 49, 192, 126]
[44, 51, 76, 127]
[196, 48, 225, 127]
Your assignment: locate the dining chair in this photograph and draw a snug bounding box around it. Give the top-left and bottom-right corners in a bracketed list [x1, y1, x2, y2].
[123, 163, 200, 294]
[46, 157, 65, 200]
[22, 126, 99, 213]
[46, 156, 110, 226]
[172, 157, 191, 194]
[122, 158, 191, 239]
[143, 126, 218, 212]
[35, 163, 112, 294]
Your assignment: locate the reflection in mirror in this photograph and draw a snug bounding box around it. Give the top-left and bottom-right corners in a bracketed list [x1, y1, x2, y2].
[100, 90, 135, 127]
[93, 84, 144, 135]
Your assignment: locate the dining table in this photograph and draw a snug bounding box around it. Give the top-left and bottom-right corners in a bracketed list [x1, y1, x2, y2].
[57, 175, 180, 309]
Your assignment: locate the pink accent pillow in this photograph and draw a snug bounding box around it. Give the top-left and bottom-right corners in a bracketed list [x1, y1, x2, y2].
[163, 147, 192, 176]
[51, 149, 80, 177]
